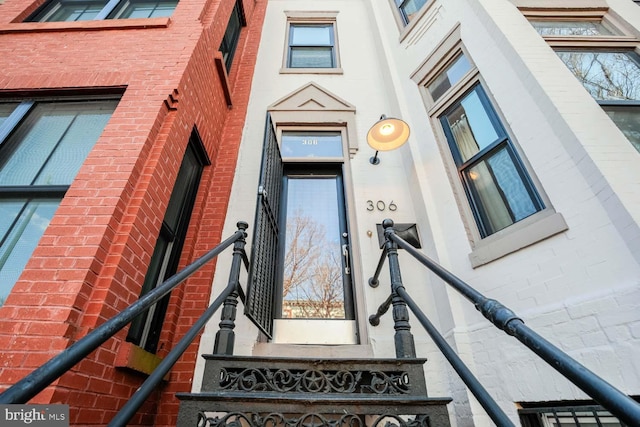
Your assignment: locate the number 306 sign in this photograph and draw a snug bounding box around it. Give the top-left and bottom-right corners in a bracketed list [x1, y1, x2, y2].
[366, 200, 397, 212]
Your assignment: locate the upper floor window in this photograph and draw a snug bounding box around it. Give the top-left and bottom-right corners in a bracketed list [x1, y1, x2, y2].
[287, 24, 335, 68]
[556, 50, 640, 151]
[530, 20, 615, 36]
[439, 83, 544, 237]
[219, 0, 246, 71]
[395, 0, 427, 25]
[412, 32, 567, 266]
[26, 0, 177, 22]
[524, 10, 640, 152]
[281, 12, 341, 74]
[0, 98, 117, 305]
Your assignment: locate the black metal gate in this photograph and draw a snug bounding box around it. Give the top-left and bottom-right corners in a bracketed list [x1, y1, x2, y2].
[245, 114, 282, 338]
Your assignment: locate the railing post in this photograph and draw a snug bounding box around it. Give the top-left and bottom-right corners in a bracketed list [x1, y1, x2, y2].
[383, 219, 416, 358]
[213, 221, 248, 355]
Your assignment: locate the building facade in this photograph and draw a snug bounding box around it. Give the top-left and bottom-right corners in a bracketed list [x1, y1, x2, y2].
[0, 0, 639, 425]
[0, 0, 266, 423]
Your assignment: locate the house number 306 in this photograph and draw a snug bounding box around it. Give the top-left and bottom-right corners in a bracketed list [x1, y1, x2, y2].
[366, 200, 397, 212]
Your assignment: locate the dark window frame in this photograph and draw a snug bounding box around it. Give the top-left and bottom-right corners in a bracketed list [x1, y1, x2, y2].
[219, 0, 246, 71]
[439, 83, 544, 238]
[126, 128, 209, 354]
[0, 96, 118, 303]
[26, 0, 178, 22]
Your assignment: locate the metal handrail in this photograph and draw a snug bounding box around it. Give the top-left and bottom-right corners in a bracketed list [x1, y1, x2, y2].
[370, 219, 640, 426]
[0, 221, 249, 407]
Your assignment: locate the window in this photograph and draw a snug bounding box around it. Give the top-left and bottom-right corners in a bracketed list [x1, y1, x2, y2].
[518, 403, 626, 427]
[0, 98, 117, 305]
[281, 12, 341, 74]
[395, 0, 428, 25]
[26, 0, 177, 21]
[412, 32, 567, 266]
[556, 50, 640, 151]
[525, 11, 640, 152]
[529, 20, 614, 36]
[287, 24, 336, 68]
[127, 130, 208, 353]
[439, 82, 544, 237]
[219, 0, 245, 71]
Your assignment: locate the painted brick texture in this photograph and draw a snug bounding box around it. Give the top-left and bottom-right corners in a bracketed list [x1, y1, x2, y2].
[0, 0, 265, 424]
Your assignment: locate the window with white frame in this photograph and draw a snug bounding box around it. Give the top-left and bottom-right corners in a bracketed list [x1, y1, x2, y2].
[412, 33, 567, 266]
[287, 24, 335, 68]
[282, 12, 341, 73]
[26, 0, 178, 22]
[0, 97, 118, 305]
[525, 10, 640, 152]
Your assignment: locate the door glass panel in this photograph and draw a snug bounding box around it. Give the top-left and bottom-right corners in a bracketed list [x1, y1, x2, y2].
[281, 131, 342, 158]
[282, 176, 345, 319]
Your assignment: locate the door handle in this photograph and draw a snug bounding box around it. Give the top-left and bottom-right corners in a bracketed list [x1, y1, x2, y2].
[342, 244, 351, 275]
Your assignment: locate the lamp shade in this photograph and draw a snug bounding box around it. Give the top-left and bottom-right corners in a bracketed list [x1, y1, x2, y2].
[366, 116, 410, 152]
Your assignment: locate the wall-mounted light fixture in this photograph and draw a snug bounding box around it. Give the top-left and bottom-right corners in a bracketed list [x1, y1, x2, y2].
[366, 114, 410, 165]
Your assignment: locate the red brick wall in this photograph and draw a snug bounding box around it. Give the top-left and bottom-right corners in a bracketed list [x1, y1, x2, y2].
[0, 0, 265, 423]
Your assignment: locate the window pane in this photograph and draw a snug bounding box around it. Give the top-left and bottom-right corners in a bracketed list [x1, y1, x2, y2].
[0, 100, 116, 186]
[444, 89, 501, 162]
[602, 105, 640, 152]
[0, 199, 59, 304]
[281, 132, 343, 158]
[110, 0, 177, 19]
[219, 1, 242, 70]
[399, 0, 427, 23]
[531, 20, 613, 36]
[0, 103, 19, 128]
[557, 51, 640, 101]
[33, 0, 107, 22]
[428, 54, 472, 102]
[290, 25, 332, 46]
[466, 147, 538, 236]
[283, 178, 345, 319]
[289, 47, 334, 68]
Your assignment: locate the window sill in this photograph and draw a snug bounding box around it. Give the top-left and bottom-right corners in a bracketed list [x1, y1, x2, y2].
[279, 67, 344, 75]
[0, 17, 170, 34]
[115, 341, 169, 380]
[469, 209, 568, 268]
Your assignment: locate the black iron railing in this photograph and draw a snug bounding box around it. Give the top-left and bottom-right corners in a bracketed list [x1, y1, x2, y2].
[369, 219, 640, 427]
[0, 221, 250, 427]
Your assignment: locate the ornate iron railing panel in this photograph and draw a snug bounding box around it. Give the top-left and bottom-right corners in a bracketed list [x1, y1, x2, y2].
[197, 411, 431, 427]
[245, 113, 282, 338]
[219, 367, 410, 394]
